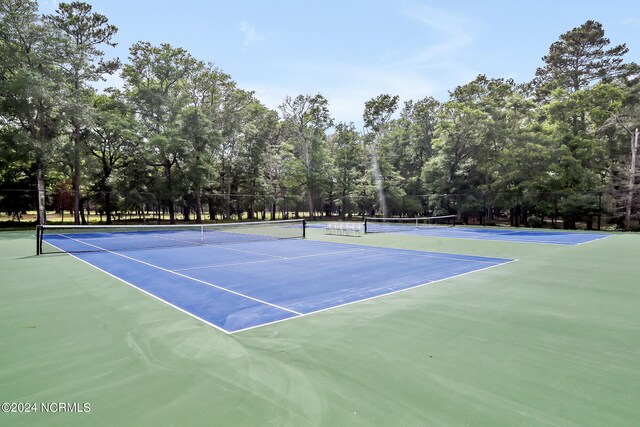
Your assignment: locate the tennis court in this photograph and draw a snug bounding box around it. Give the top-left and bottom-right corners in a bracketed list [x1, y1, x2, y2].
[364, 216, 610, 245]
[2, 225, 639, 426]
[38, 221, 512, 333]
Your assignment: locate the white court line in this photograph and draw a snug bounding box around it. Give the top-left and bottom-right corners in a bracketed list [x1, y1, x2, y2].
[289, 238, 510, 264]
[67, 231, 291, 259]
[61, 230, 200, 241]
[231, 258, 519, 334]
[389, 230, 611, 246]
[43, 236, 517, 334]
[129, 233, 295, 259]
[40, 239, 233, 335]
[173, 248, 367, 272]
[123, 232, 272, 253]
[358, 246, 508, 265]
[572, 234, 613, 246]
[52, 231, 503, 271]
[204, 243, 287, 259]
[56, 234, 303, 316]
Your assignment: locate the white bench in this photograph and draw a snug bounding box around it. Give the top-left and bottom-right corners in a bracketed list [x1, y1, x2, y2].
[325, 222, 364, 237]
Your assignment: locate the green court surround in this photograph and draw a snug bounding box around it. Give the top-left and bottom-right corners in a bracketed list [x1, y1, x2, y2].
[1, 229, 638, 426]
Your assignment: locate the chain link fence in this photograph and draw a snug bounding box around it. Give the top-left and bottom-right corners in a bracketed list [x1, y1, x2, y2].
[0, 188, 638, 231]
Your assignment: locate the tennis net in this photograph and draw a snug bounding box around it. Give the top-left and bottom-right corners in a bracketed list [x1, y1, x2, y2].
[36, 219, 306, 255]
[364, 215, 455, 233]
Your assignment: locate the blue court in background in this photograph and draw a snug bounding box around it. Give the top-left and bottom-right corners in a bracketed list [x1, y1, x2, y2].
[44, 236, 512, 333]
[371, 226, 610, 245]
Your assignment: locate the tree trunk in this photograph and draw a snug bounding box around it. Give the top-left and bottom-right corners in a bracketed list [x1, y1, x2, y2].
[226, 181, 232, 220]
[105, 190, 112, 225]
[164, 160, 175, 224]
[247, 188, 255, 220]
[195, 190, 202, 224]
[341, 189, 347, 221]
[168, 203, 175, 223]
[72, 124, 82, 224]
[36, 156, 47, 226]
[371, 151, 387, 217]
[307, 182, 314, 219]
[625, 129, 639, 231]
[79, 200, 86, 224]
[35, 101, 48, 225]
[208, 196, 216, 221]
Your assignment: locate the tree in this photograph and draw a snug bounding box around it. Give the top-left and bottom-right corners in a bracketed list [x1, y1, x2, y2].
[47, 1, 119, 224]
[627, 128, 639, 230]
[423, 102, 485, 192]
[608, 94, 640, 230]
[263, 128, 294, 220]
[0, 0, 63, 224]
[236, 101, 279, 219]
[122, 42, 198, 223]
[398, 98, 438, 174]
[217, 86, 256, 219]
[279, 94, 333, 218]
[330, 122, 365, 219]
[86, 91, 138, 224]
[534, 20, 628, 96]
[363, 94, 399, 217]
[181, 63, 225, 222]
[0, 127, 36, 220]
[531, 22, 632, 227]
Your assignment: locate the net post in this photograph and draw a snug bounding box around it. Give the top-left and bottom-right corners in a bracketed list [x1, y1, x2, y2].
[302, 219, 306, 238]
[200, 225, 204, 245]
[36, 225, 41, 255]
[363, 218, 368, 234]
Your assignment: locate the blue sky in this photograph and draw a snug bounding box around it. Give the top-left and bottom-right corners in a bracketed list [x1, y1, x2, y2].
[41, 0, 640, 128]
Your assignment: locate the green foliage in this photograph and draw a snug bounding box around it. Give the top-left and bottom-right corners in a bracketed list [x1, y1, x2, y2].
[527, 215, 543, 228]
[279, 93, 333, 216]
[0, 12, 638, 227]
[534, 20, 628, 95]
[85, 91, 138, 223]
[45, 1, 120, 224]
[558, 193, 603, 229]
[0, 0, 68, 223]
[329, 123, 365, 218]
[363, 94, 399, 132]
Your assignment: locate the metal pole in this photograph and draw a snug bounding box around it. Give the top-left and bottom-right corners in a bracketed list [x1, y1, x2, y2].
[36, 225, 41, 255]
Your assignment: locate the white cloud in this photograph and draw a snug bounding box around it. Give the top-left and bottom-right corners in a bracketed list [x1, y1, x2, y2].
[393, 2, 476, 69]
[620, 17, 640, 27]
[246, 62, 460, 129]
[239, 21, 263, 47]
[244, 4, 478, 127]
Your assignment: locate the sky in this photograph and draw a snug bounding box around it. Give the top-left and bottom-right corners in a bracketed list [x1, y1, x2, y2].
[40, 0, 640, 129]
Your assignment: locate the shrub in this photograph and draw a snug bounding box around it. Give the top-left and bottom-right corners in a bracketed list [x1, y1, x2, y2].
[527, 215, 543, 228]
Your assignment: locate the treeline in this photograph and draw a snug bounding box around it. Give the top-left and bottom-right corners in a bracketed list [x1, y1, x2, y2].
[1, 1, 639, 229]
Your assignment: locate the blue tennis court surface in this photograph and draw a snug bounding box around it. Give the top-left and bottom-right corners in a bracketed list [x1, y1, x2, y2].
[374, 226, 610, 245]
[44, 236, 512, 333]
